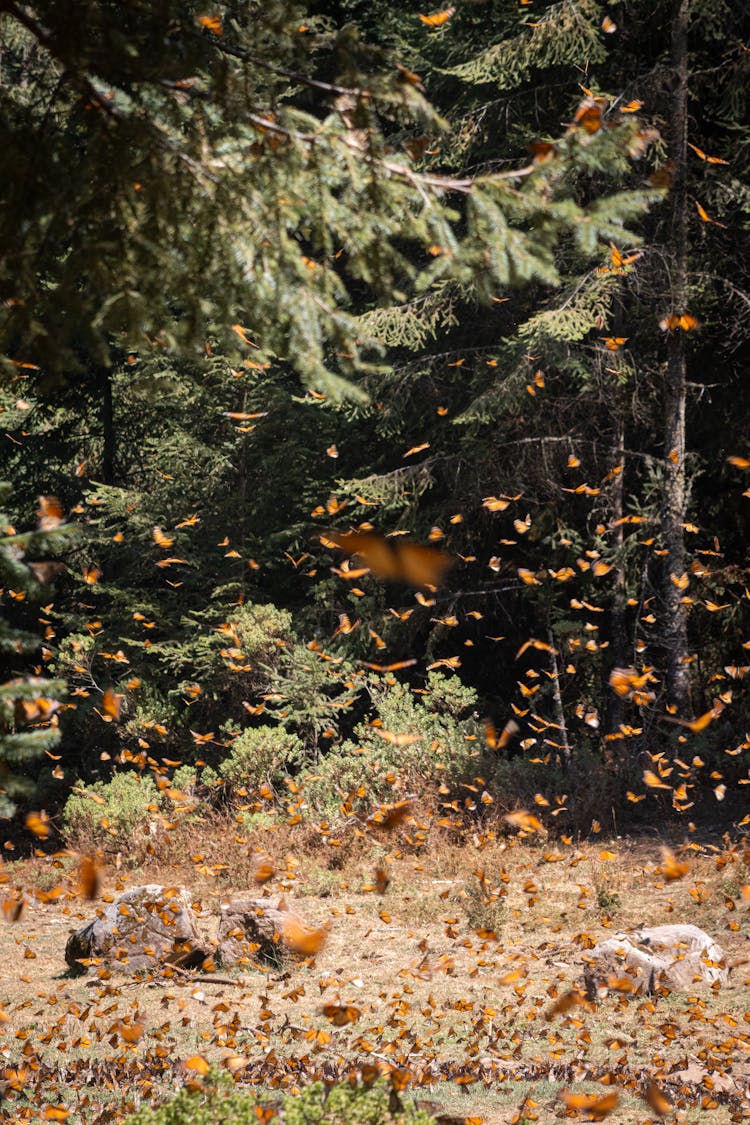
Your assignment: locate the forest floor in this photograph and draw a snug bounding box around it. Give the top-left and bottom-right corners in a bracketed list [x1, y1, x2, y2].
[0, 819, 748, 1123]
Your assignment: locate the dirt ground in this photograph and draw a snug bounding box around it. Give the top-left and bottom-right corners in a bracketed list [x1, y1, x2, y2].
[0, 824, 748, 1123]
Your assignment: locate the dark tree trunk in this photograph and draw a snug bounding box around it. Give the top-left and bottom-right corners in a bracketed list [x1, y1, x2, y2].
[99, 365, 115, 485]
[661, 0, 692, 713]
[605, 403, 628, 738]
[547, 627, 571, 767]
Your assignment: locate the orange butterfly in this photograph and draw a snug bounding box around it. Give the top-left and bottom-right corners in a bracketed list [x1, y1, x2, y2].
[281, 914, 328, 955]
[77, 855, 101, 900]
[321, 1003, 361, 1026]
[323, 530, 453, 587]
[153, 526, 174, 548]
[561, 1090, 619, 1117]
[101, 687, 122, 721]
[368, 800, 412, 830]
[608, 667, 654, 703]
[37, 495, 64, 530]
[662, 702, 723, 733]
[643, 1082, 672, 1114]
[688, 142, 729, 165]
[659, 312, 699, 331]
[183, 1055, 210, 1075]
[573, 98, 605, 134]
[660, 846, 690, 882]
[360, 658, 418, 672]
[374, 867, 390, 894]
[252, 854, 275, 884]
[418, 7, 455, 27]
[25, 811, 51, 839]
[504, 810, 543, 833]
[484, 719, 519, 750]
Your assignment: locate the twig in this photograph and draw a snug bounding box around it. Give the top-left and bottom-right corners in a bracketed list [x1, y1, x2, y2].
[167, 963, 250, 987]
[83, 964, 252, 988]
[209, 36, 371, 100]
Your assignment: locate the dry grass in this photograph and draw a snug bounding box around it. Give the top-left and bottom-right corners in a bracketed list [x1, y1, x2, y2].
[0, 815, 749, 1123]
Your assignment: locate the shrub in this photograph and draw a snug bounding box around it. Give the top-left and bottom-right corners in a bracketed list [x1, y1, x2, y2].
[216, 725, 304, 796]
[234, 809, 280, 832]
[303, 672, 480, 816]
[62, 770, 161, 851]
[172, 764, 199, 795]
[421, 673, 478, 718]
[52, 604, 297, 769]
[192, 601, 296, 719]
[462, 876, 507, 935]
[124, 1076, 435, 1125]
[261, 639, 363, 747]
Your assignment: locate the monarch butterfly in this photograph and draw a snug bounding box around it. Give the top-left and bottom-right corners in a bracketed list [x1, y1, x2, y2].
[418, 7, 455, 27]
[323, 530, 453, 587]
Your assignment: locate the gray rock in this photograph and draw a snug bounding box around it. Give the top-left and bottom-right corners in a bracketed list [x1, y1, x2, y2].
[216, 896, 287, 966]
[583, 923, 729, 996]
[65, 884, 206, 974]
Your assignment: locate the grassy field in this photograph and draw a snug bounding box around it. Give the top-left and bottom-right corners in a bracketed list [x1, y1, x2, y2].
[0, 817, 748, 1123]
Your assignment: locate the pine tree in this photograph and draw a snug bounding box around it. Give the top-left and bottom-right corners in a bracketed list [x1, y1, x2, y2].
[0, 0, 654, 399]
[309, 0, 750, 749]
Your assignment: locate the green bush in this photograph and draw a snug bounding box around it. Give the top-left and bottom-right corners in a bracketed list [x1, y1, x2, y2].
[230, 602, 294, 665]
[261, 639, 363, 747]
[421, 673, 478, 718]
[52, 604, 296, 769]
[304, 672, 480, 816]
[125, 1076, 435, 1125]
[283, 1082, 434, 1125]
[216, 725, 304, 796]
[62, 770, 162, 850]
[191, 601, 296, 719]
[172, 764, 199, 793]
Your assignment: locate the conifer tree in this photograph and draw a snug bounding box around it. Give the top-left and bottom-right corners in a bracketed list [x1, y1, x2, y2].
[660, 0, 691, 712]
[0, 0, 654, 398]
[313, 0, 750, 744]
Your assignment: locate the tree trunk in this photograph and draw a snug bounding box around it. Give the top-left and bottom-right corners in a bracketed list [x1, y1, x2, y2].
[547, 627, 571, 767]
[605, 403, 627, 738]
[661, 0, 691, 714]
[604, 298, 628, 739]
[99, 365, 115, 485]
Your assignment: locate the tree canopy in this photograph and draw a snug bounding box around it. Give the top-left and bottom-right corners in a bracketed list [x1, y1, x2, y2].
[1, 0, 749, 830]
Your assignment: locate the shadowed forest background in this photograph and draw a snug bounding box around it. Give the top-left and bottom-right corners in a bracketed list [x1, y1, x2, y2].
[0, 1, 749, 1121]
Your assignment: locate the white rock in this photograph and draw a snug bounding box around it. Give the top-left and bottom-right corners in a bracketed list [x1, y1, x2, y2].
[583, 924, 729, 994]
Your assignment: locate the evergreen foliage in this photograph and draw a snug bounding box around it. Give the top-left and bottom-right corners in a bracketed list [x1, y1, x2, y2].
[1, 0, 653, 398]
[62, 769, 162, 849]
[0, 485, 71, 816]
[303, 672, 479, 816]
